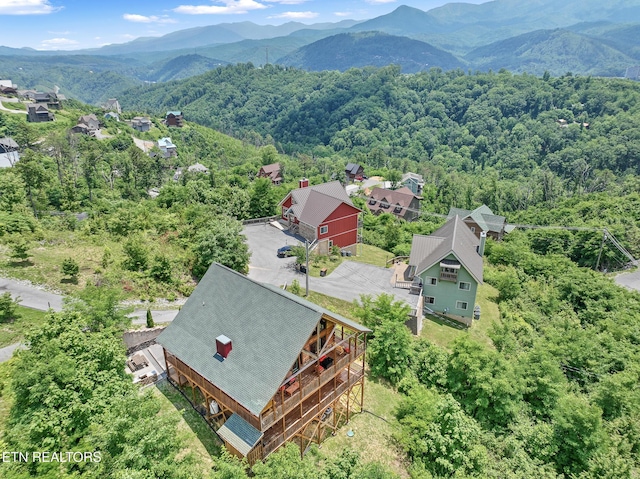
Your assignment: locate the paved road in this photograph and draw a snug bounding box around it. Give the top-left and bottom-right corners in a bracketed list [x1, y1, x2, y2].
[615, 269, 640, 292]
[244, 224, 416, 305]
[0, 277, 64, 311]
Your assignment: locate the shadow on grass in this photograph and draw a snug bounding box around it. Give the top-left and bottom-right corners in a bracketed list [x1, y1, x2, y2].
[60, 277, 78, 285]
[7, 260, 34, 268]
[155, 379, 222, 458]
[424, 313, 466, 331]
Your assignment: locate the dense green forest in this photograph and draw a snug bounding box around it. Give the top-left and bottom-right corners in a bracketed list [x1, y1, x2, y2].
[1, 63, 640, 478]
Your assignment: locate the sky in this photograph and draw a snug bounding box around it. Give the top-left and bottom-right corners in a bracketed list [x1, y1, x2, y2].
[0, 0, 488, 51]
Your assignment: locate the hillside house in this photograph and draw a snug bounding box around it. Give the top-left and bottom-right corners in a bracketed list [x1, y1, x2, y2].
[158, 137, 177, 158]
[158, 263, 369, 464]
[34, 92, 62, 110]
[257, 162, 282, 185]
[0, 85, 17, 96]
[279, 180, 361, 255]
[366, 186, 421, 222]
[408, 216, 484, 330]
[104, 112, 120, 121]
[344, 163, 364, 182]
[401, 172, 425, 196]
[447, 205, 507, 240]
[71, 114, 100, 134]
[0, 137, 19, 168]
[0, 137, 18, 154]
[103, 98, 121, 114]
[165, 111, 184, 127]
[131, 116, 151, 132]
[27, 103, 54, 123]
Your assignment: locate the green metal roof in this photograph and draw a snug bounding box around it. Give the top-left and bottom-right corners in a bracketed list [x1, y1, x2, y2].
[217, 413, 263, 456]
[157, 263, 369, 417]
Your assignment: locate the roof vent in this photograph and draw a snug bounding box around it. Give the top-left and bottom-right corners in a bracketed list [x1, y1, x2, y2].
[216, 334, 232, 359]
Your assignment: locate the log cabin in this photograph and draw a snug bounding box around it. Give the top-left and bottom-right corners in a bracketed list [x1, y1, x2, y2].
[157, 263, 369, 464]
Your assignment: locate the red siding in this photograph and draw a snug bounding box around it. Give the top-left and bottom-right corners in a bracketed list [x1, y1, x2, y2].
[280, 196, 293, 220]
[318, 203, 360, 247]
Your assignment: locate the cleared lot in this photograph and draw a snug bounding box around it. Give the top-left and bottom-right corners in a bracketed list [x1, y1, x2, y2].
[243, 223, 418, 307]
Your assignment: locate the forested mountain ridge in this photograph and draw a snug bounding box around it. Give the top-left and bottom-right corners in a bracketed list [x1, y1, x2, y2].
[464, 28, 637, 76]
[278, 32, 464, 73]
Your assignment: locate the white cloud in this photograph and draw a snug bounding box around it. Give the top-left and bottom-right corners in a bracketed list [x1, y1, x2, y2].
[264, 0, 309, 4]
[174, 0, 267, 15]
[334, 11, 352, 17]
[0, 0, 60, 15]
[123, 13, 176, 24]
[365, 0, 397, 4]
[268, 10, 318, 19]
[40, 37, 78, 49]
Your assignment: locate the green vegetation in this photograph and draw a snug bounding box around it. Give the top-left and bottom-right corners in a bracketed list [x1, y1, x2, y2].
[0, 305, 48, 347]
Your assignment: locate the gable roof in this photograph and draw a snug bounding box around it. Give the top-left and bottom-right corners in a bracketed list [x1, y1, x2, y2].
[218, 414, 263, 455]
[0, 137, 19, 150]
[157, 263, 369, 417]
[447, 205, 506, 234]
[410, 216, 483, 283]
[166, 111, 182, 116]
[345, 163, 362, 175]
[158, 137, 176, 148]
[281, 181, 359, 228]
[369, 187, 417, 206]
[402, 172, 424, 184]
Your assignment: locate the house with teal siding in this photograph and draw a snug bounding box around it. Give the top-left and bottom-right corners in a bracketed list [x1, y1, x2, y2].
[408, 216, 485, 328]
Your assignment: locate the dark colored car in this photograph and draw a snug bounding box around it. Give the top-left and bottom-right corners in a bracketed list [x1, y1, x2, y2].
[277, 245, 293, 258]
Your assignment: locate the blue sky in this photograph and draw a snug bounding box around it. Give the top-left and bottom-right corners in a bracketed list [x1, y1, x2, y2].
[0, 0, 488, 50]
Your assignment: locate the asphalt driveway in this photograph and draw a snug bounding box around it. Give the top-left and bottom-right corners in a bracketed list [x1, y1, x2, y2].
[243, 223, 417, 307]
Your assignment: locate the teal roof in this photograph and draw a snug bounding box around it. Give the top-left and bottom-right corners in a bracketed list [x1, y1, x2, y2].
[157, 263, 369, 417]
[218, 413, 263, 456]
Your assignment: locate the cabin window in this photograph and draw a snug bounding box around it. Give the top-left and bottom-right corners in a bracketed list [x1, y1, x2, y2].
[459, 282, 471, 291]
[369, 198, 376, 205]
[426, 277, 437, 286]
[282, 206, 288, 219]
[456, 301, 468, 310]
[425, 296, 435, 304]
[440, 267, 458, 281]
[320, 225, 328, 234]
[394, 205, 403, 213]
[470, 227, 475, 233]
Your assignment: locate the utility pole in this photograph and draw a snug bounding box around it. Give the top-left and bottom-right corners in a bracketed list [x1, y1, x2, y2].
[595, 229, 606, 271]
[305, 240, 310, 296]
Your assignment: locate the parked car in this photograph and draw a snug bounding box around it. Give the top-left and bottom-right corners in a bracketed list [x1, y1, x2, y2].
[277, 245, 293, 258]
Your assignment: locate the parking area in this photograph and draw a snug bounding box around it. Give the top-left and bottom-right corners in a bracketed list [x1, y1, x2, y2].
[243, 223, 419, 308]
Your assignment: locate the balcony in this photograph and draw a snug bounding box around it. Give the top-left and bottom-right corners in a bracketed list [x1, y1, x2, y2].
[439, 272, 458, 282]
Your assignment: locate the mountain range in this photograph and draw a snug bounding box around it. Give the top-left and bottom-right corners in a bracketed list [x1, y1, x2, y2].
[0, 0, 639, 105]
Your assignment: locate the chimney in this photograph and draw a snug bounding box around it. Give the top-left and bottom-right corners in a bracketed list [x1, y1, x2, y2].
[299, 178, 309, 189]
[215, 334, 232, 359]
[478, 231, 487, 257]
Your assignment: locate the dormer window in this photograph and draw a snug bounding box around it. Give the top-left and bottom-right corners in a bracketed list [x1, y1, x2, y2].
[369, 198, 376, 205]
[380, 201, 390, 209]
[394, 205, 402, 213]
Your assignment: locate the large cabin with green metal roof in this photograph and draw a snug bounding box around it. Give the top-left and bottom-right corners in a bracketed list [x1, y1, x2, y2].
[157, 263, 369, 464]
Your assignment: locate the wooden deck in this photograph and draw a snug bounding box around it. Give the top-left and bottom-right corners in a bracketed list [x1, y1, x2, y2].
[262, 362, 364, 456]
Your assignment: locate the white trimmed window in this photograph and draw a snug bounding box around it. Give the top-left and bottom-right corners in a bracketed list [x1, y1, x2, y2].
[456, 301, 468, 310]
[470, 227, 475, 233]
[425, 296, 435, 304]
[319, 225, 328, 234]
[426, 277, 437, 286]
[328, 240, 333, 248]
[459, 282, 471, 291]
[282, 206, 288, 219]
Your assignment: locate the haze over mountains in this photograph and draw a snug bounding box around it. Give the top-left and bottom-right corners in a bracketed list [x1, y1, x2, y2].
[1, 0, 639, 105]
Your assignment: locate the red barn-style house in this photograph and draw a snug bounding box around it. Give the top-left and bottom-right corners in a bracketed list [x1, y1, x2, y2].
[279, 180, 361, 255]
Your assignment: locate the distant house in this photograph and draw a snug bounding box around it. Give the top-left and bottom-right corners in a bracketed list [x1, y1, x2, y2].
[81, 114, 100, 130]
[103, 98, 121, 114]
[27, 103, 54, 122]
[157, 263, 369, 464]
[257, 162, 282, 185]
[367, 186, 421, 222]
[19, 90, 37, 101]
[34, 92, 61, 110]
[0, 137, 19, 168]
[0, 85, 17, 96]
[157, 137, 177, 158]
[104, 112, 120, 121]
[279, 180, 361, 255]
[131, 116, 151, 132]
[447, 205, 506, 241]
[408, 216, 484, 330]
[165, 111, 184, 127]
[345, 163, 364, 182]
[0, 137, 19, 154]
[401, 172, 424, 196]
[0, 80, 12, 88]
